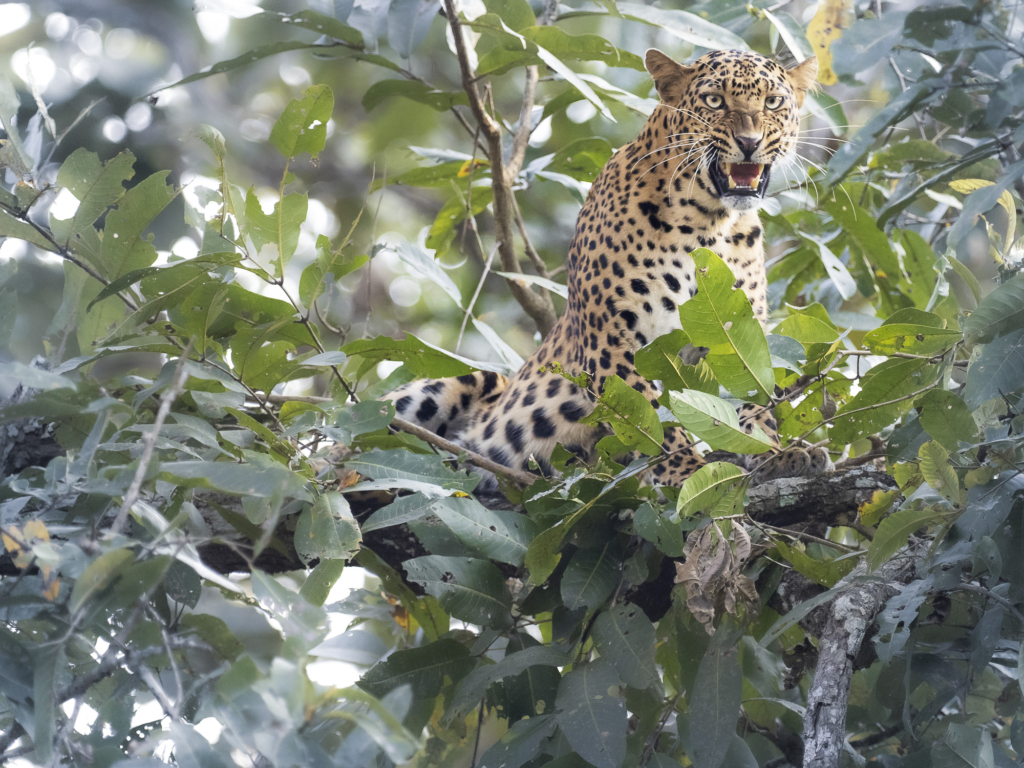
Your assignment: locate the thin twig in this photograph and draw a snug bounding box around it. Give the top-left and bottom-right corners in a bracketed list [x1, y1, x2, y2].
[456, 244, 499, 353]
[110, 344, 193, 535]
[469, 700, 485, 768]
[755, 520, 862, 554]
[954, 583, 1024, 628]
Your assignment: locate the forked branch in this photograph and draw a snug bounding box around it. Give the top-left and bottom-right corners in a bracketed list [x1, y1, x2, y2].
[443, 0, 557, 336]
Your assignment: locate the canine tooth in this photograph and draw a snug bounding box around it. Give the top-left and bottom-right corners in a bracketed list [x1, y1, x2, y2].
[728, 176, 737, 189]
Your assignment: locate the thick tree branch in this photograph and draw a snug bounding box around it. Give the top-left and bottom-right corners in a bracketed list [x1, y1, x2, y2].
[442, 0, 557, 335]
[801, 550, 920, 768]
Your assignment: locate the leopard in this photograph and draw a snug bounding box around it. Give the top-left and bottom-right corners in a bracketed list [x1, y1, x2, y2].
[384, 48, 832, 490]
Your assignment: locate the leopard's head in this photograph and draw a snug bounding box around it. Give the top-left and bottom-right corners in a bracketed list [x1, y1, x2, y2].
[645, 48, 818, 211]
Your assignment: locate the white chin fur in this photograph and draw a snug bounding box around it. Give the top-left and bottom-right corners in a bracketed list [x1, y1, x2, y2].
[721, 196, 762, 211]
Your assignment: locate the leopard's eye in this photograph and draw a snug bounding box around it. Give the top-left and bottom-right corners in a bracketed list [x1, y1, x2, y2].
[765, 95, 784, 110]
[702, 94, 724, 109]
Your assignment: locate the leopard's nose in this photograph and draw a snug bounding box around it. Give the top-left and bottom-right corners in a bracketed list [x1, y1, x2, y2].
[736, 135, 761, 159]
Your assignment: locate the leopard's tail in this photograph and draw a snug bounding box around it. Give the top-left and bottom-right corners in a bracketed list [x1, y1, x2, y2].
[383, 370, 510, 441]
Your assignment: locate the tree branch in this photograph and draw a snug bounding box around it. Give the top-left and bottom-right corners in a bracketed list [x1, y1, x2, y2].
[442, 0, 557, 336]
[801, 549, 920, 768]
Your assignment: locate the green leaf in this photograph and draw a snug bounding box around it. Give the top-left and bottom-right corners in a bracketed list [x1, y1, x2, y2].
[829, 358, 935, 444]
[344, 450, 480, 495]
[676, 462, 747, 519]
[99, 171, 179, 279]
[773, 309, 840, 345]
[821, 196, 901, 278]
[69, 549, 135, 614]
[825, 82, 937, 185]
[269, 84, 334, 159]
[244, 188, 307, 273]
[774, 541, 856, 587]
[54, 148, 135, 241]
[299, 235, 369, 307]
[477, 715, 558, 768]
[580, 375, 664, 456]
[668, 390, 773, 454]
[468, 14, 612, 120]
[916, 390, 977, 449]
[362, 79, 469, 111]
[0, 209, 58, 252]
[428, 188, 493, 255]
[633, 502, 686, 557]
[561, 542, 620, 611]
[868, 506, 947, 571]
[680, 249, 774, 403]
[31, 645, 58, 764]
[391, 238, 462, 305]
[326, 400, 395, 445]
[476, 26, 644, 77]
[404, 555, 512, 629]
[963, 327, 1024, 409]
[169, 722, 233, 768]
[918, 441, 964, 507]
[962, 273, 1024, 345]
[447, 646, 569, 724]
[359, 638, 474, 699]
[273, 9, 364, 45]
[635, 329, 718, 396]
[360, 492, 437, 533]
[612, 2, 748, 49]
[547, 138, 615, 182]
[592, 603, 658, 689]
[689, 630, 742, 768]
[494, 271, 569, 299]
[431, 497, 538, 566]
[342, 334, 506, 377]
[372, 161, 470, 192]
[554, 659, 626, 768]
[294, 493, 361, 565]
[863, 324, 961, 356]
[159, 459, 308, 499]
[146, 41, 346, 97]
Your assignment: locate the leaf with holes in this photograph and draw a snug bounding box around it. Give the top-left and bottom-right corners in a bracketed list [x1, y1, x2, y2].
[359, 637, 474, 699]
[404, 556, 512, 630]
[431, 497, 538, 566]
[554, 660, 626, 768]
[592, 604, 657, 689]
[53, 149, 135, 242]
[294, 492, 361, 565]
[446, 646, 569, 724]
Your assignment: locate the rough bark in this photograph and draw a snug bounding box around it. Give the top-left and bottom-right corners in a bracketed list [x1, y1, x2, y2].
[800, 550, 920, 768]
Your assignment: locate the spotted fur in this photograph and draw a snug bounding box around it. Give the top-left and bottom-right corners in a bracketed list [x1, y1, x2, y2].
[386, 49, 831, 488]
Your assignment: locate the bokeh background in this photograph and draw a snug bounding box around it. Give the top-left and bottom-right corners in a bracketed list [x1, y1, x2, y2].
[0, 0, 918, 381]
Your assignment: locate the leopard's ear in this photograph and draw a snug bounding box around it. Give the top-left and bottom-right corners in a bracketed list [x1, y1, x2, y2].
[645, 49, 693, 102]
[786, 56, 819, 106]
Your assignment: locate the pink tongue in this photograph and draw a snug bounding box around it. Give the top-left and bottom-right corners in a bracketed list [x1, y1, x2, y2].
[730, 163, 760, 185]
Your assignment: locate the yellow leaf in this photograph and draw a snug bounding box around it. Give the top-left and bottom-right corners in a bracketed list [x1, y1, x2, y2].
[42, 578, 60, 602]
[948, 178, 1017, 259]
[23, 519, 49, 542]
[858, 488, 900, 527]
[457, 159, 488, 178]
[805, 0, 854, 85]
[1, 526, 33, 569]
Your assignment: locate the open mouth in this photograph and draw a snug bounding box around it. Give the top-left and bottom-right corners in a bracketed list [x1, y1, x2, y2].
[708, 157, 772, 198]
